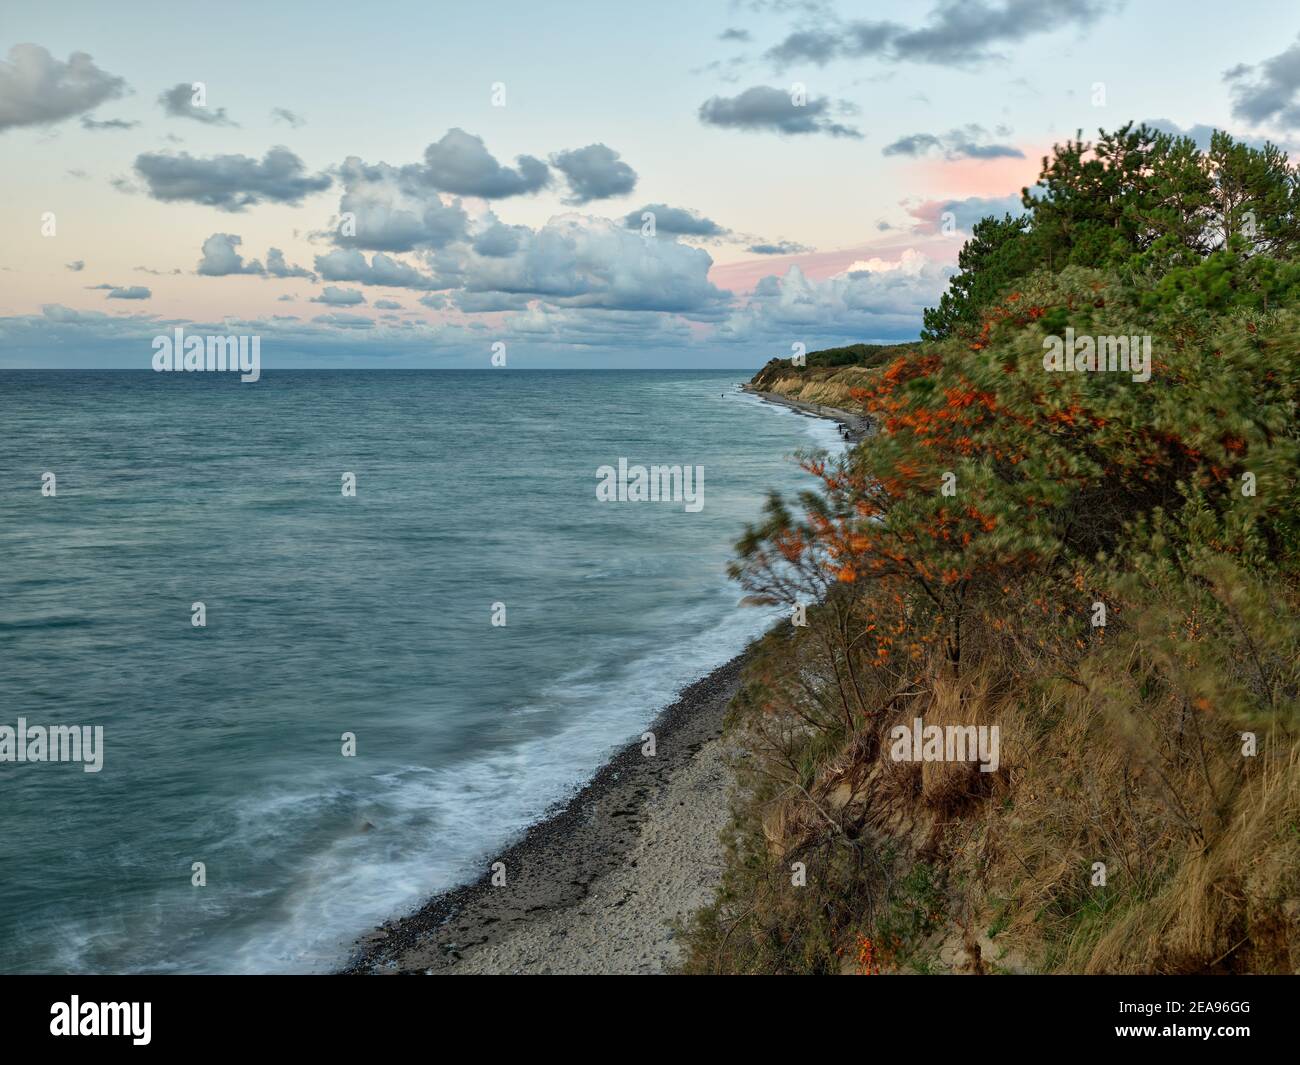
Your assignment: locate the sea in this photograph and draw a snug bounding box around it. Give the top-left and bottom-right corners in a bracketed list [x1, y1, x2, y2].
[0, 369, 844, 973]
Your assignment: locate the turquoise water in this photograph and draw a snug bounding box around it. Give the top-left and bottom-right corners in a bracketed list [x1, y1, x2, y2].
[0, 369, 843, 973]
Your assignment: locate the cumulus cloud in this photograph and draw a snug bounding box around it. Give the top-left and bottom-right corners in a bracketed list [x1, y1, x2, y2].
[107, 286, 151, 300]
[66, 260, 85, 271]
[195, 233, 315, 280]
[1225, 36, 1300, 129]
[420, 128, 549, 198]
[311, 286, 366, 306]
[470, 214, 530, 257]
[719, 250, 950, 343]
[698, 85, 862, 138]
[158, 82, 237, 126]
[622, 203, 729, 238]
[197, 233, 264, 275]
[883, 125, 1023, 160]
[373, 298, 403, 310]
[314, 248, 439, 289]
[0, 44, 127, 132]
[134, 147, 332, 210]
[550, 143, 638, 204]
[454, 213, 730, 314]
[765, 0, 1114, 68]
[266, 247, 314, 279]
[330, 157, 468, 252]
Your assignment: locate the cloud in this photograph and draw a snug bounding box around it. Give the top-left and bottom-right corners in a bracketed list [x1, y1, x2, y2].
[134, 147, 332, 211]
[197, 233, 264, 275]
[470, 214, 530, 257]
[550, 144, 638, 204]
[331, 157, 469, 252]
[311, 286, 366, 306]
[80, 115, 138, 131]
[719, 28, 752, 42]
[66, 260, 85, 271]
[373, 299, 403, 310]
[312, 313, 373, 329]
[765, 0, 1113, 68]
[195, 234, 316, 281]
[270, 107, 305, 128]
[314, 248, 439, 289]
[906, 193, 1026, 235]
[452, 213, 730, 314]
[1225, 36, 1300, 129]
[107, 286, 151, 300]
[883, 125, 1023, 159]
[747, 240, 813, 255]
[698, 85, 862, 138]
[420, 128, 549, 198]
[501, 304, 694, 347]
[0, 44, 127, 131]
[719, 250, 950, 343]
[622, 203, 729, 238]
[158, 82, 237, 126]
[266, 248, 314, 279]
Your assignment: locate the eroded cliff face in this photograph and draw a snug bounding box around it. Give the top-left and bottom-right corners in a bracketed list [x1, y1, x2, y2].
[747, 344, 914, 407]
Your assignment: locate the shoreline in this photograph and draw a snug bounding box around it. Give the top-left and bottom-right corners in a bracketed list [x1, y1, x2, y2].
[340, 383, 863, 976]
[739, 384, 873, 442]
[341, 651, 748, 974]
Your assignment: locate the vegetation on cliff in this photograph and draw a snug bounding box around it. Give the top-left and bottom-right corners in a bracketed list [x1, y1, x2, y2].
[684, 124, 1300, 974]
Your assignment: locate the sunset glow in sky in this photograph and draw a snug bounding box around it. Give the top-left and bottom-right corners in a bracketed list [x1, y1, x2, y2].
[4, 0, 1300, 367]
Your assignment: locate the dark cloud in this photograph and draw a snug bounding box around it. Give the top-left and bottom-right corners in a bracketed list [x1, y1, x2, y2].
[420, 128, 549, 198]
[550, 143, 638, 204]
[158, 82, 237, 126]
[622, 204, 729, 238]
[883, 125, 1023, 159]
[1225, 36, 1300, 129]
[719, 28, 752, 42]
[765, 0, 1113, 68]
[134, 147, 332, 211]
[0, 44, 127, 131]
[698, 85, 862, 138]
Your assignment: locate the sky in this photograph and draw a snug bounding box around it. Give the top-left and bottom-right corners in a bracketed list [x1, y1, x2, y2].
[3, 0, 1300, 368]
